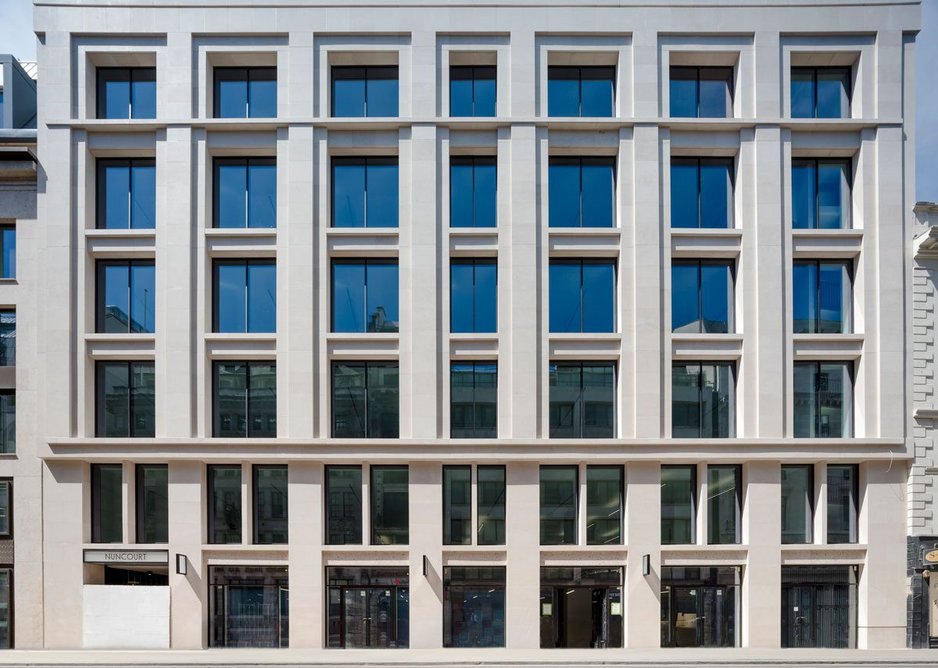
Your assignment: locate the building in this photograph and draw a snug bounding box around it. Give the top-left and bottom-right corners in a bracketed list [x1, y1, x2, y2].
[0, 54, 35, 650]
[24, 0, 921, 653]
[911, 201, 938, 648]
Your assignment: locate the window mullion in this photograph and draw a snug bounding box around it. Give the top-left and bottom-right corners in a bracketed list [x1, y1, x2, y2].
[244, 160, 251, 227]
[698, 365, 705, 439]
[126, 362, 134, 438]
[363, 160, 369, 227]
[244, 364, 251, 438]
[244, 264, 251, 332]
[363, 364, 370, 438]
[471, 260, 477, 333]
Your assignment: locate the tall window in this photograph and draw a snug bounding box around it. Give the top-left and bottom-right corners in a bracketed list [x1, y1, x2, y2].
[0, 226, 14, 279]
[586, 465, 623, 545]
[91, 463, 123, 543]
[96, 67, 156, 119]
[371, 466, 408, 545]
[443, 466, 472, 545]
[444, 567, 506, 648]
[793, 260, 852, 333]
[669, 66, 734, 118]
[0, 481, 10, 537]
[208, 465, 241, 544]
[331, 260, 399, 333]
[793, 362, 853, 438]
[0, 393, 12, 454]
[96, 159, 156, 229]
[0, 311, 15, 366]
[332, 157, 398, 228]
[451, 258, 496, 333]
[95, 361, 155, 437]
[540, 466, 577, 545]
[213, 67, 276, 118]
[671, 260, 734, 333]
[331, 66, 399, 117]
[253, 465, 287, 544]
[135, 464, 168, 543]
[549, 157, 615, 228]
[441, 466, 507, 546]
[477, 466, 506, 545]
[213, 362, 277, 438]
[827, 464, 858, 544]
[450, 157, 496, 228]
[325, 466, 362, 545]
[450, 66, 496, 117]
[549, 260, 615, 333]
[213, 260, 276, 333]
[451, 362, 497, 438]
[671, 158, 733, 229]
[791, 67, 850, 119]
[96, 260, 155, 333]
[661, 465, 696, 545]
[672, 363, 735, 438]
[548, 362, 615, 438]
[792, 159, 851, 229]
[332, 361, 399, 438]
[547, 66, 614, 117]
[781, 465, 813, 544]
[708, 465, 741, 545]
[214, 158, 276, 228]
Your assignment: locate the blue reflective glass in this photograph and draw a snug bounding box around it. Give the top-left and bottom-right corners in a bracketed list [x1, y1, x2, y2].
[332, 75, 366, 117]
[366, 263, 399, 332]
[790, 69, 815, 118]
[549, 263, 581, 333]
[580, 73, 614, 117]
[547, 71, 579, 117]
[97, 69, 130, 119]
[582, 262, 615, 332]
[700, 263, 730, 333]
[671, 263, 699, 333]
[130, 263, 155, 333]
[450, 67, 496, 117]
[816, 68, 849, 119]
[450, 160, 474, 228]
[332, 263, 366, 332]
[450, 77, 474, 117]
[0, 229, 14, 279]
[130, 162, 155, 229]
[792, 261, 817, 334]
[102, 264, 129, 333]
[450, 262, 474, 333]
[215, 69, 248, 119]
[817, 161, 847, 229]
[791, 160, 817, 229]
[102, 163, 130, 229]
[130, 69, 156, 119]
[669, 68, 697, 117]
[248, 161, 277, 228]
[474, 160, 497, 227]
[216, 161, 247, 229]
[818, 262, 847, 333]
[670, 159, 699, 228]
[248, 70, 277, 118]
[581, 160, 614, 228]
[247, 263, 276, 333]
[474, 261, 497, 333]
[332, 160, 366, 227]
[366, 73, 399, 117]
[699, 160, 731, 229]
[474, 76, 496, 117]
[0, 92, 4, 128]
[697, 68, 732, 118]
[215, 263, 246, 333]
[549, 160, 580, 228]
[366, 161, 399, 228]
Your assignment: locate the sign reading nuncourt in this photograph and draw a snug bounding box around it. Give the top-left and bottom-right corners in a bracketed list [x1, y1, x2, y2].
[83, 549, 168, 566]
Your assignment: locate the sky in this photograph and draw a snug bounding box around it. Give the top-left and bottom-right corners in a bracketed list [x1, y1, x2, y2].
[0, 0, 936, 200]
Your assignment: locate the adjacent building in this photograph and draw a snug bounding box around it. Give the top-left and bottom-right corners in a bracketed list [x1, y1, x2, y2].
[19, 0, 923, 653]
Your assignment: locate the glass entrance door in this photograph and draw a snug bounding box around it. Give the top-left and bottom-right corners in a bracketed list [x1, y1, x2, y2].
[208, 566, 289, 648]
[660, 566, 739, 648]
[539, 567, 623, 648]
[342, 587, 405, 648]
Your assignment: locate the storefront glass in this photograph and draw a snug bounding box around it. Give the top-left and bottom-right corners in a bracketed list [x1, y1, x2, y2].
[327, 567, 409, 648]
[209, 566, 288, 648]
[661, 566, 739, 648]
[539, 567, 623, 648]
[443, 567, 505, 647]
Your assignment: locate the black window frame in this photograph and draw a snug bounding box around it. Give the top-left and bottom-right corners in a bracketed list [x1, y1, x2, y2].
[661, 464, 697, 546]
[792, 259, 854, 334]
[324, 465, 363, 545]
[207, 464, 242, 545]
[0, 225, 15, 280]
[94, 360, 155, 438]
[95, 259, 155, 334]
[134, 463, 168, 544]
[670, 361, 737, 438]
[826, 463, 859, 545]
[548, 361, 617, 439]
[212, 66, 277, 119]
[449, 361, 497, 439]
[95, 158, 156, 230]
[95, 67, 156, 119]
[330, 360, 400, 438]
[0, 479, 12, 539]
[791, 158, 853, 230]
[706, 464, 742, 545]
[781, 464, 815, 544]
[211, 360, 278, 438]
[539, 464, 579, 546]
[793, 361, 855, 438]
[449, 65, 497, 117]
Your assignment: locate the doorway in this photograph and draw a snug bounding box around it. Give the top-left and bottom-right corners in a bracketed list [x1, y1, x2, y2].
[208, 566, 289, 648]
[539, 567, 623, 648]
[781, 565, 857, 648]
[326, 567, 409, 648]
[661, 566, 739, 648]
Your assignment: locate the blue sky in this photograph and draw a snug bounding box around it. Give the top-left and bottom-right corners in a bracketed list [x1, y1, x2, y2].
[0, 0, 936, 200]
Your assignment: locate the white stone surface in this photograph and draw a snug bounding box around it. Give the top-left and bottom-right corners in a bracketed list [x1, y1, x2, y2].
[82, 585, 170, 649]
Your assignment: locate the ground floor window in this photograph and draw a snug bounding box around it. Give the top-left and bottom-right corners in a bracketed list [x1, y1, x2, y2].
[781, 565, 857, 648]
[326, 567, 409, 648]
[661, 566, 739, 648]
[539, 566, 622, 648]
[0, 568, 10, 648]
[443, 567, 505, 647]
[208, 566, 288, 648]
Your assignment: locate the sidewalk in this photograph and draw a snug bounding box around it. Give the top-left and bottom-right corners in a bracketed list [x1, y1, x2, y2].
[0, 648, 936, 666]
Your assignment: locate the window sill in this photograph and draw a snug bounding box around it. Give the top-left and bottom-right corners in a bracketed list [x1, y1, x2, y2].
[204, 227, 276, 237]
[201, 544, 288, 553]
[792, 334, 863, 360]
[671, 333, 743, 360]
[540, 544, 627, 554]
[791, 229, 862, 258]
[85, 228, 156, 238]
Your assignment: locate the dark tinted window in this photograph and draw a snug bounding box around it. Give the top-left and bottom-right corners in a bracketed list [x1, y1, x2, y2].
[0, 393, 12, 454]
[549, 157, 615, 228]
[477, 466, 505, 545]
[208, 465, 242, 544]
[97, 159, 155, 229]
[661, 465, 695, 545]
[332, 66, 399, 117]
[332, 157, 398, 228]
[214, 67, 276, 118]
[443, 567, 506, 648]
[332, 361, 399, 438]
[253, 465, 287, 544]
[91, 463, 123, 543]
[213, 260, 276, 333]
[548, 66, 614, 117]
[443, 466, 471, 545]
[670, 157, 733, 229]
[793, 362, 853, 438]
[792, 159, 851, 230]
[669, 66, 733, 118]
[214, 158, 276, 228]
[671, 260, 734, 333]
[450, 258, 496, 333]
[586, 466, 622, 545]
[371, 466, 408, 545]
[548, 362, 615, 438]
[450, 157, 496, 228]
[781, 465, 813, 544]
[0, 227, 15, 279]
[708, 465, 740, 545]
[672, 363, 735, 438]
[450, 66, 496, 117]
[549, 260, 615, 333]
[95, 361, 155, 437]
[332, 260, 399, 333]
[325, 466, 362, 545]
[793, 260, 852, 334]
[827, 464, 858, 544]
[451, 362, 497, 438]
[0, 481, 10, 537]
[96, 260, 155, 334]
[540, 466, 577, 545]
[97, 67, 156, 119]
[0, 311, 13, 367]
[213, 361, 277, 438]
[136, 464, 168, 543]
